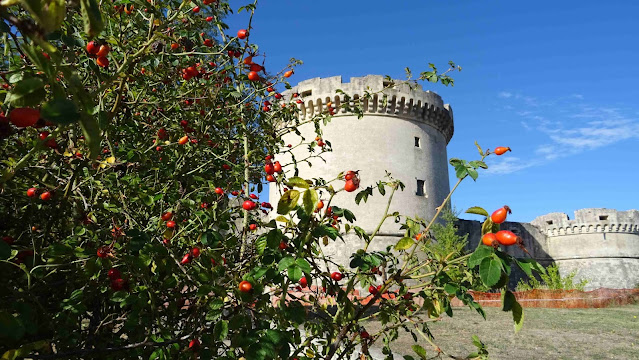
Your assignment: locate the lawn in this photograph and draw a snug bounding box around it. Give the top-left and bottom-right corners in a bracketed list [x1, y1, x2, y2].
[364, 304, 639, 359]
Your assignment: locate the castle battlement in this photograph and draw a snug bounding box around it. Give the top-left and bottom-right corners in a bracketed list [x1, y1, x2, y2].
[284, 75, 454, 143]
[531, 208, 639, 237]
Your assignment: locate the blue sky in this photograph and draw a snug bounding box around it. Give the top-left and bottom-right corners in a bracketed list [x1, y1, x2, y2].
[229, 1, 639, 222]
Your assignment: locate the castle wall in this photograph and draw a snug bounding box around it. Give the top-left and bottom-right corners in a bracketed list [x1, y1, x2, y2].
[460, 209, 639, 290]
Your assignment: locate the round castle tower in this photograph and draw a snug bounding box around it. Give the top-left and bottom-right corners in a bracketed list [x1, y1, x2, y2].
[270, 75, 454, 264]
[530, 208, 639, 289]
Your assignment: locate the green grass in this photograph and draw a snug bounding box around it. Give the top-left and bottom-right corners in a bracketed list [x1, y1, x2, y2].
[364, 304, 639, 359]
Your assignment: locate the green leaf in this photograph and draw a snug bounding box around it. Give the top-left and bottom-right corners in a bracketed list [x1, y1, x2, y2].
[21, 0, 66, 32]
[266, 229, 282, 249]
[277, 190, 300, 215]
[481, 217, 494, 235]
[4, 78, 45, 106]
[512, 301, 524, 333]
[454, 163, 468, 180]
[517, 258, 546, 275]
[444, 283, 459, 295]
[284, 176, 309, 189]
[394, 237, 414, 251]
[377, 182, 386, 196]
[468, 245, 493, 268]
[474, 141, 484, 156]
[287, 265, 302, 282]
[479, 257, 501, 287]
[465, 206, 489, 217]
[312, 225, 340, 240]
[501, 290, 516, 312]
[78, 114, 101, 160]
[295, 258, 311, 274]
[41, 98, 80, 124]
[411, 344, 427, 359]
[515, 258, 533, 278]
[278, 257, 295, 271]
[469, 160, 488, 169]
[467, 167, 479, 181]
[255, 236, 266, 255]
[302, 188, 318, 215]
[213, 320, 229, 340]
[0, 241, 10, 260]
[80, 0, 104, 36]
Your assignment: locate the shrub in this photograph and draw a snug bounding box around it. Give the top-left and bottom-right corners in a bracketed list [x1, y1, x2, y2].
[516, 263, 589, 291]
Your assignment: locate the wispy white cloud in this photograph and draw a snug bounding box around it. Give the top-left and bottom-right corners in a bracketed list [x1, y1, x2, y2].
[486, 157, 540, 175]
[498, 91, 513, 98]
[494, 93, 639, 170]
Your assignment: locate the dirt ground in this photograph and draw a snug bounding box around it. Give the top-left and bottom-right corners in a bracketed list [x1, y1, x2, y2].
[364, 304, 639, 359]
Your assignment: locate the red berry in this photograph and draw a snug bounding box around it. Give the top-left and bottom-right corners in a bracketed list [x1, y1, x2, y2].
[344, 179, 358, 192]
[27, 188, 37, 197]
[107, 268, 121, 280]
[250, 193, 258, 199]
[181, 253, 192, 265]
[40, 191, 51, 201]
[482, 233, 497, 247]
[369, 285, 378, 295]
[494, 146, 511, 155]
[299, 277, 308, 287]
[206, 16, 213, 22]
[231, 190, 239, 196]
[86, 41, 99, 55]
[331, 272, 343, 281]
[192, 6, 200, 13]
[237, 29, 248, 39]
[161, 212, 173, 221]
[96, 56, 109, 68]
[2, 236, 15, 245]
[189, 339, 200, 351]
[491, 206, 511, 224]
[247, 71, 259, 82]
[278, 241, 287, 250]
[243, 200, 255, 210]
[239, 280, 252, 293]
[9, 108, 40, 128]
[264, 163, 275, 175]
[360, 331, 370, 339]
[215, 187, 224, 195]
[191, 247, 200, 258]
[110, 278, 126, 291]
[249, 223, 257, 231]
[96, 44, 110, 57]
[166, 220, 176, 228]
[495, 230, 519, 246]
[273, 161, 282, 173]
[97, 247, 110, 258]
[266, 174, 275, 182]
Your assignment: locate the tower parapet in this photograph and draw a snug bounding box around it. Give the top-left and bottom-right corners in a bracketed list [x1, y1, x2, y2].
[531, 208, 639, 237]
[285, 75, 455, 143]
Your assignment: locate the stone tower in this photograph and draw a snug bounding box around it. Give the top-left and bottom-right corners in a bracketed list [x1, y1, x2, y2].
[269, 75, 454, 265]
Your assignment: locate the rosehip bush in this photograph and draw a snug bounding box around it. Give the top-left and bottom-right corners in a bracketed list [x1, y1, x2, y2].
[0, 1, 543, 359]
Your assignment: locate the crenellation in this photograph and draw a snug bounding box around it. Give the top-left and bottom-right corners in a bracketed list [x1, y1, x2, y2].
[284, 75, 454, 143]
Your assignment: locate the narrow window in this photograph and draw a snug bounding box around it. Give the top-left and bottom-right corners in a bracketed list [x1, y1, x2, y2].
[599, 215, 608, 221]
[301, 90, 312, 97]
[546, 220, 554, 225]
[416, 180, 425, 196]
[414, 137, 420, 147]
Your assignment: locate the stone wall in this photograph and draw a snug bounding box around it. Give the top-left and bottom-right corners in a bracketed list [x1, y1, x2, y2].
[459, 208, 639, 290]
